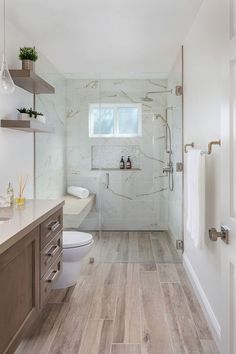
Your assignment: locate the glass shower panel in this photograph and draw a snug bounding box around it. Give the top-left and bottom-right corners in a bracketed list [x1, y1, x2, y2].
[65, 76, 102, 230]
[96, 78, 166, 232]
[35, 71, 67, 200]
[167, 48, 184, 258]
[35, 64, 183, 264]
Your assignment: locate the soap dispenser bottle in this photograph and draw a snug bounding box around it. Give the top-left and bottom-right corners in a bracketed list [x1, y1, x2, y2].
[7, 182, 14, 205]
[120, 156, 125, 169]
[126, 156, 132, 169]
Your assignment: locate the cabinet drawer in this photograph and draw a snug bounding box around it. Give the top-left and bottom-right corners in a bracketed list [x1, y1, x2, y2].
[40, 208, 63, 249]
[41, 232, 62, 277]
[40, 254, 62, 307]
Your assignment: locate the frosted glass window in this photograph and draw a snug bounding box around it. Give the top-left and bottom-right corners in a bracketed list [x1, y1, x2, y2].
[118, 107, 139, 135]
[92, 108, 114, 135]
[89, 103, 141, 137]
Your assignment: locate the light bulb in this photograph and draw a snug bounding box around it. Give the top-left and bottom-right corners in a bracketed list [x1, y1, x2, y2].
[0, 56, 15, 94]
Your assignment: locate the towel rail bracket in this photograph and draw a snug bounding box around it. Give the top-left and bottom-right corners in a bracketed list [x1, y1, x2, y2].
[184, 140, 221, 154]
[184, 142, 194, 153]
[207, 140, 221, 155]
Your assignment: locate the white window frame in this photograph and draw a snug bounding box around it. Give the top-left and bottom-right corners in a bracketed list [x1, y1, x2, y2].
[89, 103, 142, 138]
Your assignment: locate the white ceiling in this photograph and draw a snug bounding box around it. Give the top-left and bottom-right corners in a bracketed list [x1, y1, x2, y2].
[7, 0, 203, 75]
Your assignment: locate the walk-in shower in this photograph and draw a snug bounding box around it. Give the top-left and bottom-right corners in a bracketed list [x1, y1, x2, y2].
[35, 48, 184, 262]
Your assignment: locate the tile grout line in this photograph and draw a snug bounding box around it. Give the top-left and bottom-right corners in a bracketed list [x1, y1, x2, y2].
[78, 265, 105, 353]
[110, 263, 122, 354]
[138, 261, 144, 353]
[137, 263, 143, 350]
[175, 265, 207, 352]
[157, 265, 176, 354]
[150, 230, 158, 264]
[149, 230, 156, 265]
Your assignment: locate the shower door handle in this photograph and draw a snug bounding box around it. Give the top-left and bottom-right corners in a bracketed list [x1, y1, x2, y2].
[106, 173, 110, 189]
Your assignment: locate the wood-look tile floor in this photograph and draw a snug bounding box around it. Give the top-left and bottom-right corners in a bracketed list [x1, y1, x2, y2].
[16, 232, 219, 354]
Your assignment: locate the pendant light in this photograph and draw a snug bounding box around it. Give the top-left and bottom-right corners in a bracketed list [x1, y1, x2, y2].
[0, 0, 15, 94]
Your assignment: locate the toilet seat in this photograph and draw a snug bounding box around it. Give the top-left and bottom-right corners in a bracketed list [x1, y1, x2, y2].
[63, 231, 93, 249]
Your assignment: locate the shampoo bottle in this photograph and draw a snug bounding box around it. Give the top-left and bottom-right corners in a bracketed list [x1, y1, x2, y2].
[126, 156, 132, 169]
[120, 156, 125, 169]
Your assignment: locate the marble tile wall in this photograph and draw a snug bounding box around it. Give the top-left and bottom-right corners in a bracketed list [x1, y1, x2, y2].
[66, 78, 170, 230]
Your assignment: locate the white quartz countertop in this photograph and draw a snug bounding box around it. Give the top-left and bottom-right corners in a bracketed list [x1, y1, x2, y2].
[0, 199, 65, 255]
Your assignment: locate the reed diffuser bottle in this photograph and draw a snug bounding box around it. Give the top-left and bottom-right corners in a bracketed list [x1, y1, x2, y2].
[15, 176, 28, 206]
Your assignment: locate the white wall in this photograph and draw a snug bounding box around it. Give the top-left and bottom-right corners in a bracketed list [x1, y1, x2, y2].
[183, 0, 223, 345]
[0, 19, 66, 199]
[0, 20, 34, 197]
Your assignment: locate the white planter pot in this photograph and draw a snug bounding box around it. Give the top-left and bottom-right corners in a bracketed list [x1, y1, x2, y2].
[17, 113, 30, 120]
[36, 115, 46, 124]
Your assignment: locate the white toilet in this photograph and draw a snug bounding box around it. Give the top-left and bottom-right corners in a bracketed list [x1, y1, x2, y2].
[53, 231, 94, 289]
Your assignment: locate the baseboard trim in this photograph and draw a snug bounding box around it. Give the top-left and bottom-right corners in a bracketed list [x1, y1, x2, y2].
[183, 253, 221, 348]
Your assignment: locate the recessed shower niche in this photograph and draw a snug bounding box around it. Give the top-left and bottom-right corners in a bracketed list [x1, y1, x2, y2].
[91, 145, 141, 170]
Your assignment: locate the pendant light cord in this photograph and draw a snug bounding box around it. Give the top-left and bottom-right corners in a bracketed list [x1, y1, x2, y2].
[3, 0, 6, 61]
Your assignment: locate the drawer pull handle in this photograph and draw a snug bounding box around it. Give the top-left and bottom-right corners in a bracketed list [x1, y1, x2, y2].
[46, 269, 60, 283]
[46, 245, 60, 257]
[48, 220, 60, 232]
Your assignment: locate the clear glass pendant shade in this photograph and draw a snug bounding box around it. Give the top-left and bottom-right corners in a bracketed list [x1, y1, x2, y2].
[0, 55, 15, 94]
[0, 0, 15, 94]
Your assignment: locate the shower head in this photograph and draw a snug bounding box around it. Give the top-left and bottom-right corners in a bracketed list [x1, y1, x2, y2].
[141, 94, 154, 102]
[154, 113, 165, 122]
[140, 89, 173, 102]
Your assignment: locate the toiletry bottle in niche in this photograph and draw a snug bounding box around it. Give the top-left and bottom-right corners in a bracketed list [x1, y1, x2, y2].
[126, 156, 132, 169]
[120, 156, 125, 169]
[7, 182, 14, 205]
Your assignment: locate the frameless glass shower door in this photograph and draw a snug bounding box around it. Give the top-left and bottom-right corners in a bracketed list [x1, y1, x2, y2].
[35, 49, 183, 264]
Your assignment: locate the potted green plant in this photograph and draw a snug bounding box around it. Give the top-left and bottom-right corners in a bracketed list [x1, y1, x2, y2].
[16, 107, 46, 123]
[19, 47, 38, 71]
[17, 108, 29, 120]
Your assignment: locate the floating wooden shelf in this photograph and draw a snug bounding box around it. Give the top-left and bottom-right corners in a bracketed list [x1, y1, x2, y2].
[0, 119, 52, 133]
[9, 69, 55, 94]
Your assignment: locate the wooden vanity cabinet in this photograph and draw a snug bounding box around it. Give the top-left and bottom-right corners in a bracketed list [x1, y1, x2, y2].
[0, 206, 63, 354]
[0, 227, 40, 354]
[39, 208, 63, 307]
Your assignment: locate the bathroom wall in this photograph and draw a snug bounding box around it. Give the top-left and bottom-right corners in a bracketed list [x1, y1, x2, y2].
[167, 50, 183, 246]
[0, 18, 66, 199]
[66, 78, 169, 230]
[0, 20, 34, 198]
[184, 0, 223, 345]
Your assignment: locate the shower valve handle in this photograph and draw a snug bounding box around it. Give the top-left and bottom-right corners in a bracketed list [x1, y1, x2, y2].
[163, 166, 173, 174]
